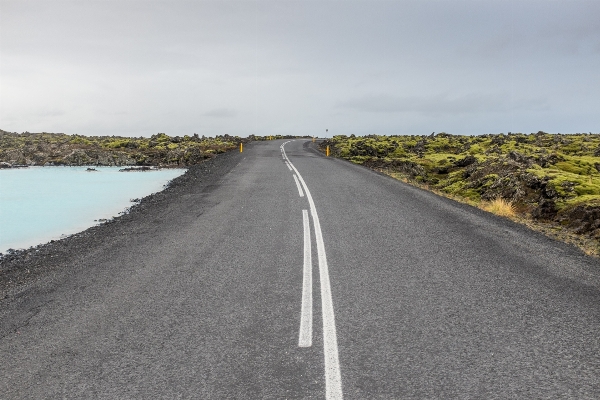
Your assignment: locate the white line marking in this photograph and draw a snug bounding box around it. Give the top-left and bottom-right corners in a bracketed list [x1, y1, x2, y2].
[282, 141, 343, 400]
[299, 209, 312, 347]
[285, 161, 293, 171]
[293, 175, 305, 197]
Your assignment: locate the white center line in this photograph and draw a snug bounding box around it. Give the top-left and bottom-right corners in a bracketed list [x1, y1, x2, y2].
[285, 160, 293, 171]
[293, 175, 305, 197]
[299, 209, 312, 347]
[282, 141, 344, 400]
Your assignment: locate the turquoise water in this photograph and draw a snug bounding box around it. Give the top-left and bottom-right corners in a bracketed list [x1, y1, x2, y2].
[0, 167, 186, 253]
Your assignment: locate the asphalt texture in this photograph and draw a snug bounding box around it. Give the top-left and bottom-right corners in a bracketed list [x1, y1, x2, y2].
[1, 139, 600, 399]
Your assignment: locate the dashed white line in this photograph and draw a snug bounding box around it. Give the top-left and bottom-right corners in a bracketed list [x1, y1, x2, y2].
[282, 141, 344, 400]
[299, 209, 312, 347]
[285, 161, 293, 171]
[293, 175, 305, 197]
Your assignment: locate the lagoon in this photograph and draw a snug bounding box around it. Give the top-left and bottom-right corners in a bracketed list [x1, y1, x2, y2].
[0, 167, 186, 253]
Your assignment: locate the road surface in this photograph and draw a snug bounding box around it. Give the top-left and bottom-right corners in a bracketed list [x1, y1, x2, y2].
[1, 139, 599, 398]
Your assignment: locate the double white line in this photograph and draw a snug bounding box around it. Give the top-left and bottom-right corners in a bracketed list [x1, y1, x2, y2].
[281, 141, 343, 400]
[299, 210, 312, 346]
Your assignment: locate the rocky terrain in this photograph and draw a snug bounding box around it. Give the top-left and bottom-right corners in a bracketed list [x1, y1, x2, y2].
[321, 132, 600, 255]
[0, 130, 246, 167]
[0, 130, 310, 168]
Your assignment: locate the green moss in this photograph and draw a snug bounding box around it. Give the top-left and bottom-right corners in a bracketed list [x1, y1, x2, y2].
[468, 144, 482, 155]
[105, 139, 133, 149]
[555, 161, 588, 175]
[322, 132, 600, 223]
[562, 194, 600, 207]
[461, 189, 482, 201]
[442, 180, 467, 195]
[423, 153, 456, 163]
[574, 182, 600, 196]
[481, 174, 499, 189]
[69, 136, 92, 145]
[416, 158, 434, 167]
[349, 155, 371, 164]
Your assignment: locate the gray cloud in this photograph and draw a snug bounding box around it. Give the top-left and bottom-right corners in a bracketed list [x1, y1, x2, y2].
[0, 0, 598, 137]
[338, 93, 548, 115]
[203, 108, 237, 118]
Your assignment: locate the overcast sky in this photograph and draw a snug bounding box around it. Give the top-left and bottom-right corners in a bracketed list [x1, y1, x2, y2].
[1, 1, 599, 137]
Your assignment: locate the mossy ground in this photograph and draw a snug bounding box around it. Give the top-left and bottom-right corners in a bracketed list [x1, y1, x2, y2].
[0, 131, 307, 167]
[0, 131, 246, 167]
[321, 132, 600, 257]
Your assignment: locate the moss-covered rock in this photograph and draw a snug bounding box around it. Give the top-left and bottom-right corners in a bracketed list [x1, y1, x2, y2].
[321, 132, 600, 246]
[0, 130, 244, 167]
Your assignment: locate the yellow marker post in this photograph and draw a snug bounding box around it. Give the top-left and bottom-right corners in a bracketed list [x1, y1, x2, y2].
[240, 143, 243, 153]
[312, 136, 315, 143]
[326, 146, 330, 157]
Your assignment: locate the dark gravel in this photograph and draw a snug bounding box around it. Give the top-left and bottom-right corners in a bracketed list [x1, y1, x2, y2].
[0, 148, 245, 301]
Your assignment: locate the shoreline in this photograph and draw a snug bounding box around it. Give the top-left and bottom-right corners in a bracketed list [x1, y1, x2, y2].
[0, 166, 187, 254]
[0, 149, 246, 299]
[0, 163, 186, 169]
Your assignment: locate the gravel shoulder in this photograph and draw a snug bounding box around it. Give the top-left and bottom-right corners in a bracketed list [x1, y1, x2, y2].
[0, 148, 245, 313]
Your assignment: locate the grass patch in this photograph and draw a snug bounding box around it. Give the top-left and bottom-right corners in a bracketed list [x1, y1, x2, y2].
[480, 198, 516, 217]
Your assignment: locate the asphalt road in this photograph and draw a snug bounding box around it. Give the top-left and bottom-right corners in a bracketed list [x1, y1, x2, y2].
[1, 139, 600, 399]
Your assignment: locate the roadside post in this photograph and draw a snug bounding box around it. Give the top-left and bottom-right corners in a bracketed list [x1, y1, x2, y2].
[240, 143, 243, 153]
